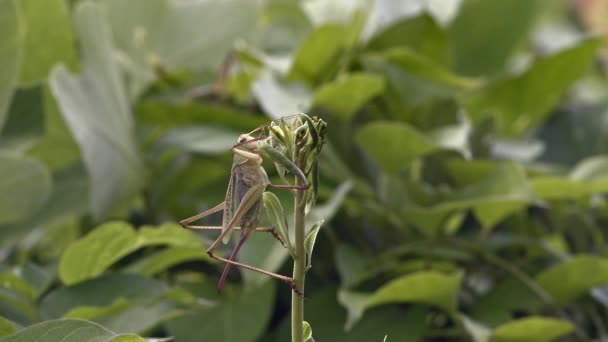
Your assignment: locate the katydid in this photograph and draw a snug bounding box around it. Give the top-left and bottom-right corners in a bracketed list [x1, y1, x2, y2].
[179, 124, 308, 294]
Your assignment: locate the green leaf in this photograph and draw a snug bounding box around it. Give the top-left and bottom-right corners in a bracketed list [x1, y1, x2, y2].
[313, 73, 385, 119]
[448, 0, 545, 76]
[263, 191, 293, 255]
[408, 161, 539, 234]
[288, 23, 355, 86]
[27, 86, 81, 170]
[361, 48, 479, 112]
[0, 274, 37, 301]
[0, 319, 143, 342]
[356, 121, 438, 173]
[104, 0, 260, 97]
[531, 176, 591, 200]
[303, 321, 313, 341]
[466, 38, 603, 136]
[0, 0, 23, 132]
[335, 244, 367, 288]
[338, 271, 462, 329]
[304, 220, 323, 269]
[165, 283, 275, 342]
[274, 287, 428, 341]
[570, 154, 608, 182]
[66, 299, 178, 335]
[470, 277, 542, 327]
[63, 299, 130, 320]
[17, 0, 77, 85]
[0, 317, 16, 337]
[0, 155, 51, 225]
[59, 222, 200, 285]
[536, 255, 608, 305]
[125, 247, 210, 276]
[40, 273, 168, 319]
[366, 271, 462, 311]
[0, 87, 44, 153]
[251, 73, 312, 120]
[366, 14, 449, 65]
[491, 317, 574, 342]
[49, 2, 144, 220]
[136, 101, 266, 132]
[156, 126, 239, 155]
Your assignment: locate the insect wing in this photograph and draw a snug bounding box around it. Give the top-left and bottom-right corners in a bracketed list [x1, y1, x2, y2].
[221, 163, 239, 244]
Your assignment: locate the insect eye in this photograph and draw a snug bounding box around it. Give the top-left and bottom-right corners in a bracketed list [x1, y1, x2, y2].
[238, 137, 247, 143]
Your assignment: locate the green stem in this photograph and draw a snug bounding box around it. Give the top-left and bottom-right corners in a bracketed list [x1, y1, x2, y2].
[291, 160, 306, 342]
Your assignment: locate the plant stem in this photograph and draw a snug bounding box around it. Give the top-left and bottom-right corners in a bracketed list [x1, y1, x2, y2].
[291, 159, 306, 342]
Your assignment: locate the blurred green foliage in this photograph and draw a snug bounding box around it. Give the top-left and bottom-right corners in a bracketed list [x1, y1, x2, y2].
[2, 0, 608, 341]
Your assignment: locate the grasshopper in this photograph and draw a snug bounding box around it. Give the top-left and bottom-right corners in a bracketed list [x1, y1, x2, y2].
[179, 119, 309, 294]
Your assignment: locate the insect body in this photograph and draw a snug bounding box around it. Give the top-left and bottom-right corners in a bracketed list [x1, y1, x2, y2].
[180, 131, 305, 294]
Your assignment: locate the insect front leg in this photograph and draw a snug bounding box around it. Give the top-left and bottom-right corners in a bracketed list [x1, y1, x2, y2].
[179, 201, 225, 228]
[268, 183, 310, 191]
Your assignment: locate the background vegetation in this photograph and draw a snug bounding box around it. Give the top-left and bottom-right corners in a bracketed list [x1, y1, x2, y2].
[2, 0, 608, 341]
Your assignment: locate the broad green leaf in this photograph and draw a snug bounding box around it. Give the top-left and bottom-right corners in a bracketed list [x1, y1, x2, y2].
[137, 223, 202, 247]
[27, 86, 81, 170]
[288, 23, 354, 86]
[165, 283, 275, 342]
[251, 73, 312, 120]
[356, 121, 437, 173]
[63, 299, 130, 320]
[491, 317, 574, 342]
[361, 48, 479, 112]
[338, 271, 463, 329]
[570, 154, 608, 182]
[156, 126, 239, 155]
[40, 273, 168, 319]
[367, 271, 462, 311]
[0, 155, 51, 225]
[470, 277, 542, 327]
[136, 101, 266, 132]
[313, 73, 385, 119]
[536, 255, 608, 305]
[17, 0, 77, 85]
[466, 38, 603, 136]
[0, 166, 87, 250]
[274, 287, 428, 341]
[0, 274, 36, 301]
[125, 247, 210, 277]
[448, 0, 544, 76]
[0, 319, 143, 342]
[0, 317, 16, 337]
[0, 0, 23, 133]
[263, 192, 293, 254]
[59, 222, 200, 285]
[335, 244, 367, 288]
[0, 87, 44, 153]
[104, 0, 260, 97]
[366, 13, 449, 64]
[531, 176, 592, 200]
[304, 220, 323, 269]
[49, 2, 144, 220]
[408, 161, 539, 234]
[66, 300, 178, 335]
